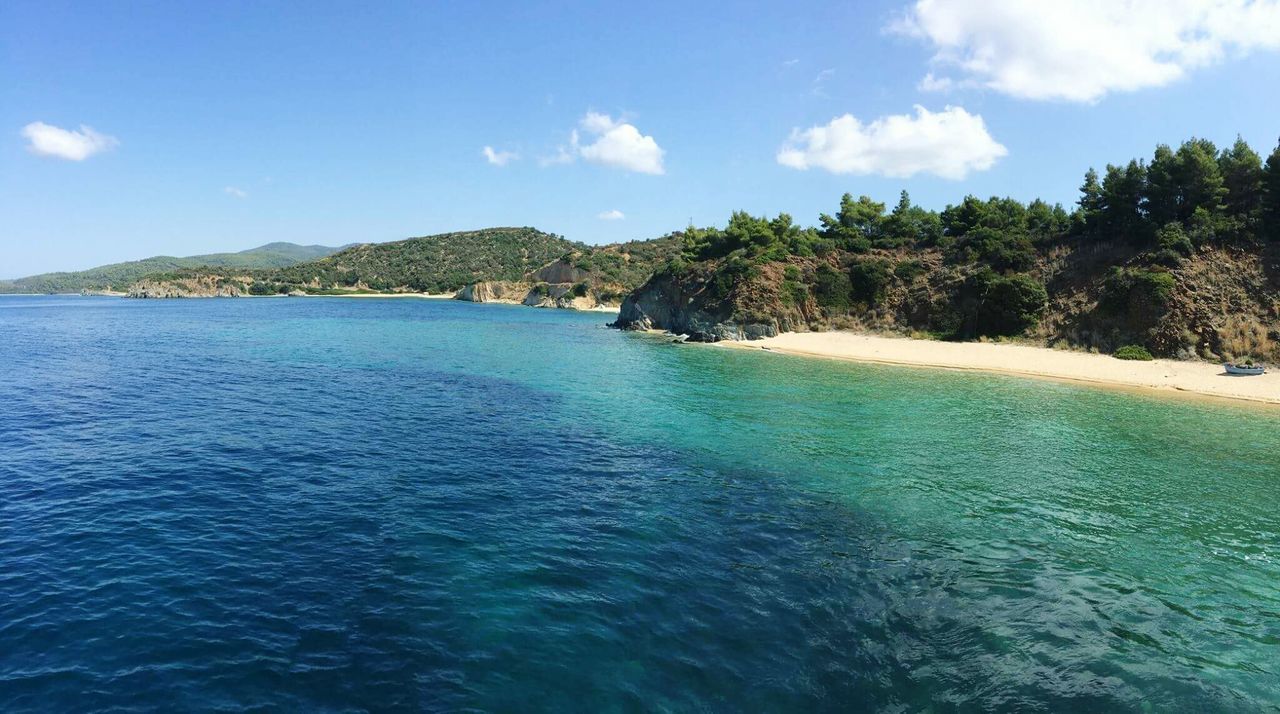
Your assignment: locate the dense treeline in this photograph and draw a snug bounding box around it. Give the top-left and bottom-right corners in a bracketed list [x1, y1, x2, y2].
[663, 136, 1280, 341]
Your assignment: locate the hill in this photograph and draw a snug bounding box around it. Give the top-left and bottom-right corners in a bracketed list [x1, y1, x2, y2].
[0, 242, 347, 294]
[615, 136, 1280, 363]
[254, 227, 580, 293]
[125, 228, 683, 305]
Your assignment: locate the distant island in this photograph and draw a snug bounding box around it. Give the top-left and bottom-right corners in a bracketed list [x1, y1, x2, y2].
[8, 135, 1279, 369]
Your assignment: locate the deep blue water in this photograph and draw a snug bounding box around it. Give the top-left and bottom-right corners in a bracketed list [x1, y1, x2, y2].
[1, 295, 1278, 712]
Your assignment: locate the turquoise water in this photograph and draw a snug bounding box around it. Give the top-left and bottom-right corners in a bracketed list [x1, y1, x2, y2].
[1, 295, 1277, 712]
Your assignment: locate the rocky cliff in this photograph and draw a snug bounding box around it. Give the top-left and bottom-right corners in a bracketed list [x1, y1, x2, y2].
[128, 275, 251, 298]
[612, 263, 794, 340]
[456, 280, 615, 311]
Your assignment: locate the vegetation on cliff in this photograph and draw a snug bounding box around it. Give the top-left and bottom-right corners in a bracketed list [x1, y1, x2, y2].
[617, 136, 1280, 361]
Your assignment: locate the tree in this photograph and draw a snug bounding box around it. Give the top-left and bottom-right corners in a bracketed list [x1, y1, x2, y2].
[880, 191, 943, 248]
[1262, 139, 1280, 241]
[1077, 168, 1105, 237]
[1026, 199, 1069, 244]
[880, 191, 916, 248]
[819, 193, 884, 252]
[1145, 144, 1178, 227]
[1176, 138, 1227, 224]
[942, 195, 992, 237]
[1218, 136, 1263, 233]
[1099, 160, 1151, 244]
[1145, 139, 1228, 239]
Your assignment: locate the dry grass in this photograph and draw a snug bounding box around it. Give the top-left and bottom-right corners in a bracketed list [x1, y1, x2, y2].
[1218, 315, 1275, 361]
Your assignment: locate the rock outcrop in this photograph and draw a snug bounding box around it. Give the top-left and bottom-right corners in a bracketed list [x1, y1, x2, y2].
[454, 281, 532, 303]
[128, 276, 249, 298]
[612, 266, 793, 341]
[457, 280, 617, 311]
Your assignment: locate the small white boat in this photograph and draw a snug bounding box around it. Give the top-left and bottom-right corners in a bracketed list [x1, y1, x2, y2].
[1223, 362, 1266, 376]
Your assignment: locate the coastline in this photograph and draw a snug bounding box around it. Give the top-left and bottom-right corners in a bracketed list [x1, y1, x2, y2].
[714, 330, 1280, 406]
[309, 292, 456, 299]
[270, 292, 622, 313]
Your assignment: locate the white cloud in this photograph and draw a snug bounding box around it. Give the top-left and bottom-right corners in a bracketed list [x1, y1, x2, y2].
[224, 186, 248, 199]
[538, 145, 576, 167]
[21, 122, 119, 161]
[812, 68, 836, 97]
[776, 105, 1006, 180]
[482, 145, 518, 166]
[917, 72, 955, 93]
[574, 112, 665, 175]
[892, 0, 1280, 103]
[597, 209, 625, 220]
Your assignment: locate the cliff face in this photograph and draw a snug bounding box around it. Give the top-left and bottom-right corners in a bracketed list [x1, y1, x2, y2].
[614, 262, 807, 341]
[454, 281, 531, 303]
[456, 280, 615, 311]
[128, 276, 250, 298]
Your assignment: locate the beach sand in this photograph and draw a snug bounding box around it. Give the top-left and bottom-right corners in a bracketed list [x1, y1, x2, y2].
[716, 331, 1280, 406]
[316, 292, 457, 299]
[312, 291, 621, 313]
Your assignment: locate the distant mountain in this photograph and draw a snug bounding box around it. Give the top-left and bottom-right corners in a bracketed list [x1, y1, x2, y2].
[0, 242, 350, 294]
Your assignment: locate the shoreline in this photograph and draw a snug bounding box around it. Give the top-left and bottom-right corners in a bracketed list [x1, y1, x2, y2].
[712, 331, 1280, 407]
[307, 292, 456, 299]
[0, 291, 622, 314]
[322, 292, 621, 313]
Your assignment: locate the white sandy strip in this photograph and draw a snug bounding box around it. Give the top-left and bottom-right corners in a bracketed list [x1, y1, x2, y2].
[716, 331, 1280, 406]
[309, 292, 621, 313]
[317, 292, 457, 299]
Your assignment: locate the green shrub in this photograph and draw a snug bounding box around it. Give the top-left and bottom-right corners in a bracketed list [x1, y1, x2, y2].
[779, 265, 806, 306]
[812, 263, 852, 311]
[941, 269, 1047, 338]
[1114, 345, 1155, 360]
[571, 281, 589, 297]
[709, 256, 758, 299]
[1148, 249, 1186, 268]
[1155, 222, 1193, 257]
[965, 270, 1048, 336]
[1102, 267, 1176, 313]
[948, 227, 1037, 272]
[894, 259, 925, 281]
[849, 259, 892, 305]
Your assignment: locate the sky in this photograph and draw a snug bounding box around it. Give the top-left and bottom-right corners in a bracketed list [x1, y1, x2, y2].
[3, 0, 1280, 278]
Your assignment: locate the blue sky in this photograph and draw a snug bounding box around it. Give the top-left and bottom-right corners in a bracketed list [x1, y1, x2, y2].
[4, 0, 1280, 277]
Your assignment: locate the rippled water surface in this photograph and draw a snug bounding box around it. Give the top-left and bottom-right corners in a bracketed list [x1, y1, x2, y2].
[1, 295, 1278, 712]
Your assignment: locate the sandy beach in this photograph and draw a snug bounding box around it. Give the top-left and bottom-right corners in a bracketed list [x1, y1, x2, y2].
[317, 292, 457, 299]
[315, 292, 621, 313]
[717, 331, 1280, 406]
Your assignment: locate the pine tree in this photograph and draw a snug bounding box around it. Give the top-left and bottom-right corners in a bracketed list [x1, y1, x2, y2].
[1218, 136, 1263, 230]
[1077, 168, 1104, 238]
[1262, 139, 1280, 241]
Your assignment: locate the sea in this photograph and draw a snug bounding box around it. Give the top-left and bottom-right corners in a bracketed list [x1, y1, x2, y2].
[1, 295, 1277, 712]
